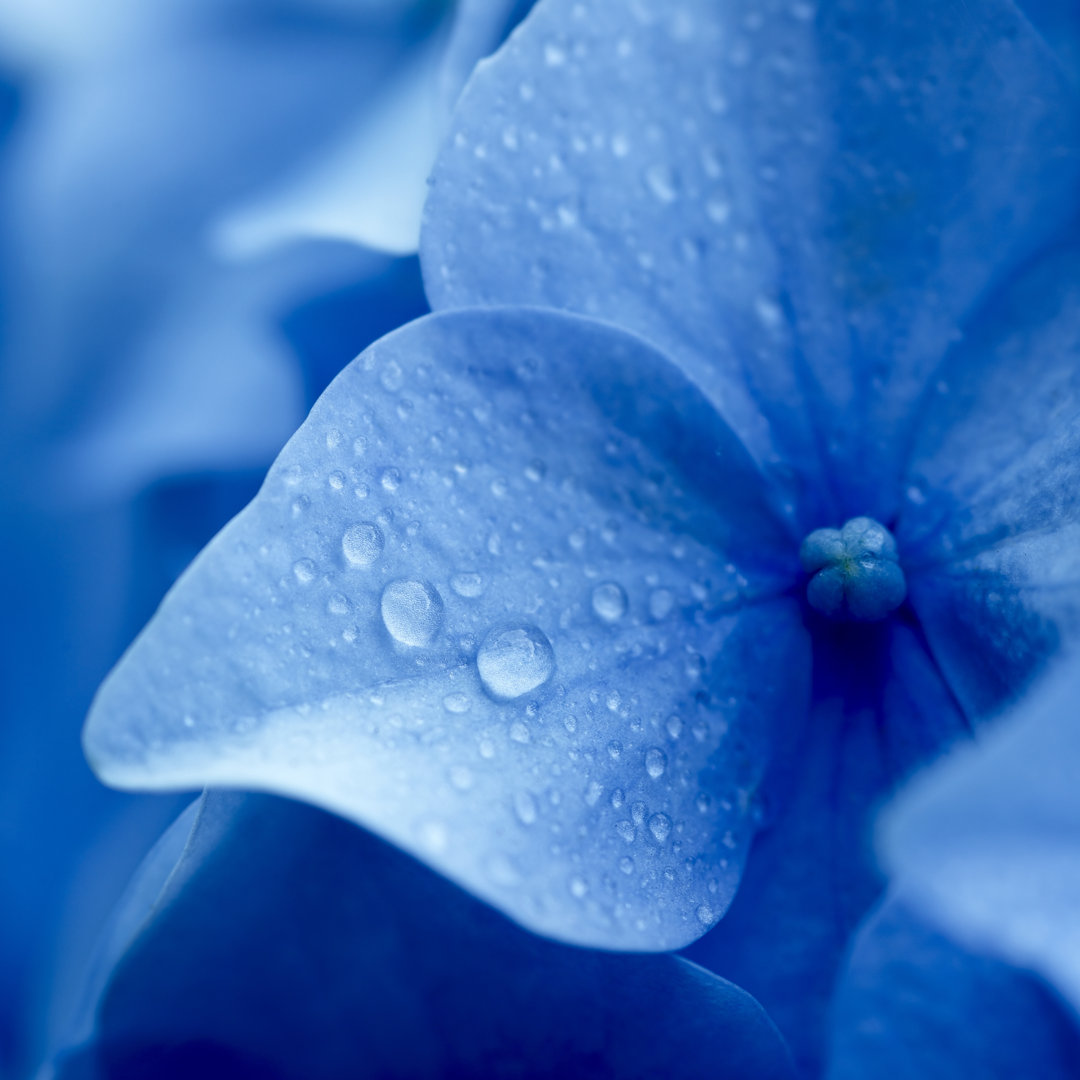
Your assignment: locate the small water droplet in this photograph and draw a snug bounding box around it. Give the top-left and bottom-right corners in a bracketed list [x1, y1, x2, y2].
[615, 820, 636, 843]
[569, 874, 588, 898]
[645, 748, 668, 779]
[509, 720, 531, 743]
[477, 624, 555, 701]
[665, 715, 683, 739]
[327, 593, 350, 616]
[649, 588, 674, 619]
[619, 856, 635, 875]
[380, 467, 401, 493]
[292, 559, 316, 585]
[342, 522, 383, 567]
[380, 580, 444, 647]
[591, 581, 628, 622]
[610, 788, 625, 810]
[631, 801, 647, 827]
[380, 360, 404, 392]
[648, 812, 672, 842]
[443, 692, 471, 714]
[644, 163, 679, 203]
[514, 790, 538, 825]
[450, 572, 484, 598]
[696, 903, 716, 925]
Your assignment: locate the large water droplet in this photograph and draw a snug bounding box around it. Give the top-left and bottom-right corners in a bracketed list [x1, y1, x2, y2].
[380, 580, 444, 647]
[591, 581, 628, 622]
[477, 624, 555, 701]
[342, 522, 383, 567]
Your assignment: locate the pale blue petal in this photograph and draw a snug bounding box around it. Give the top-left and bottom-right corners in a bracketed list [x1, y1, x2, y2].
[687, 621, 969, 1074]
[899, 243, 1080, 718]
[35, 243, 383, 505]
[0, 4, 427, 451]
[83, 308, 808, 951]
[214, 0, 538, 259]
[54, 793, 796, 1080]
[882, 658, 1080, 1015]
[422, 0, 1080, 527]
[827, 892, 1080, 1079]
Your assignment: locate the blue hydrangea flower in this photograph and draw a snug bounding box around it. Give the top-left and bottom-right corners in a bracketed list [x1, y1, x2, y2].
[81, 0, 1080, 1068]
[46, 791, 794, 1079]
[881, 653, 1080, 1023]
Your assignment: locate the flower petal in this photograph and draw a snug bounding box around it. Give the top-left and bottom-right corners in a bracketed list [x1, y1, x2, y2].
[84, 307, 807, 951]
[54, 793, 796, 1080]
[826, 892, 1080, 1079]
[899, 244, 1080, 718]
[422, 0, 1080, 524]
[686, 620, 969, 1073]
[882, 658, 1080, 1015]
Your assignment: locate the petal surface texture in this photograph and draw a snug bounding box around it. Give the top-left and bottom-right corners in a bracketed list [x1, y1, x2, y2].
[826, 892, 1080, 1079]
[84, 308, 808, 951]
[882, 659, 1080, 1014]
[422, 0, 1080, 527]
[899, 242, 1080, 719]
[54, 793, 795, 1080]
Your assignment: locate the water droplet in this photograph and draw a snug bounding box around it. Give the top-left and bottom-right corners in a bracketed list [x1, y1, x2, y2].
[380, 467, 401, 493]
[380, 360, 404, 392]
[649, 588, 675, 619]
[705, 198, 731, 225]
[591, 581, 628, 622]
[615, 820, 636, 843]
[509, 721, 531, 743]
[292, 559, 316, 584]
[631, 801, 647, 827]
[696, 903, 716, 925]
[450, 572, 484, 598]
[619, 856, 635, 875]
[443, 692, 471, 714]
[327, 593, 350, 616]
[644, 163, 679, 203]
[514, 790, 538, 825]
[327, 470, 345, 491]
[342, 523, 383, 567]
[477, 624, 555, 701]
[568, 875, 588, 898]
[380, 580, 444, 647]
[645, 748, 668, 779]
[665, 715, 683, 739]
[648, 812, 672, 842]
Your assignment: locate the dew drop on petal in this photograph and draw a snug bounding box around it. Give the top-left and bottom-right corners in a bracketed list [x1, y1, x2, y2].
[514, 790, 538, 825]
[342, 522, 383, 567]
[380, 580, 444, 647]
[476, 624, 554, 701]
[648, 812, 673, 843]
[591, 581, 628, 622]
[292, 559, 316, 585]
[450, 572, 484, 598]
[442, 692, 471, 714]
[645, 747, 668, 779]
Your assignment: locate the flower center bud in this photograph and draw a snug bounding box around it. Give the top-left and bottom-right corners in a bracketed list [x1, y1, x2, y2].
[799, 516, 906, 622]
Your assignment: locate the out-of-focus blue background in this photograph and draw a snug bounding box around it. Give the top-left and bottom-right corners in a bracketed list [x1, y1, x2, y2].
[0, 0, 546, 1070]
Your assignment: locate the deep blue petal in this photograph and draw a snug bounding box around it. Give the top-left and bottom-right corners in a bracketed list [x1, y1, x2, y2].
[899, 242, 1080, 718]
[686, 620, 969, 1074]
[826, 892, 1080, 1079]
[83, 308, 808, 951]
[882, 657, 1080, 1014]
[54, 793, 796, 1080]
[422, 0, 1080, 526]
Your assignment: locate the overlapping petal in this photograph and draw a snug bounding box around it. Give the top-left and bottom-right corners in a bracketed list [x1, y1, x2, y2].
[882, 657, 1080, 1014]
[422, 0, 1080, 526]
[84, 308, 807, 950]
[826, 892, 1080, 1079]
[52, 793, 795, 1080]
[686, 620, 969, 1073]
[899, 242, 1080, 717]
